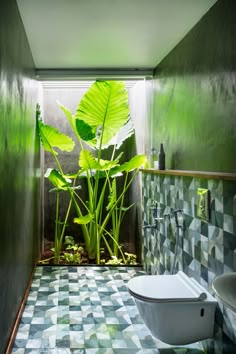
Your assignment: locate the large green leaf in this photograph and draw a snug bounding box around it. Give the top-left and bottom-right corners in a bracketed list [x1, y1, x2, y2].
[58, 103, 75, 129]
[79, 150, 120, 171]
[97, 158, 120, 171]
[75, 119, 96, 142]
[45, 168, 71, 190]
[108, 119, 134, 149]
[79, 150, 100, 170]
[110, 155, 147, 175]
[75, 81, 130, 148]
[59, 102, 97, 146]
[38, 120, 75, 155]
[74, 213, 94, 225]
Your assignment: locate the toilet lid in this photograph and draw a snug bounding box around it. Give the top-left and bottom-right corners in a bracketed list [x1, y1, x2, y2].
[128, 271, 207, 302]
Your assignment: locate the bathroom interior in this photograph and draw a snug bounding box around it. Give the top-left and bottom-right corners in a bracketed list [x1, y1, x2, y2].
[1, 0, 236, 353]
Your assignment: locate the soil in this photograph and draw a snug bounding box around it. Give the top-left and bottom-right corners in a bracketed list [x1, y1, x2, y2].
[39, 238, 90, 265]
[39, 238, 139, 266]
[39, 238, 113, 265]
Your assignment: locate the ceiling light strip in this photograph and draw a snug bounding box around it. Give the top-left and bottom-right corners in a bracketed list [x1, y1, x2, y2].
[41, 81, 94, 89]
[41, 80, 140, 89]
[36, 68, 153, 81]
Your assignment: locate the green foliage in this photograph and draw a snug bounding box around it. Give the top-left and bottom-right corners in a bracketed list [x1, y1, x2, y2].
[75, 81, 130, 148]
[124, 252, 137, 265]
[64, 235, 75, 246]
[62, 236, 84, 264]
[38, 81, 146, 264]
[62, 252, 82, 264]
[46, 169, 71, 190]
[44, 168, 80, 263]
[105, 252, 137, 265]
[38, 119, 75, 155]
[74, 213, 93, 225]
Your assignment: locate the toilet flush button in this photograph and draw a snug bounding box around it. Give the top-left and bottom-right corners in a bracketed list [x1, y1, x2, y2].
[197, 188, 210, 221]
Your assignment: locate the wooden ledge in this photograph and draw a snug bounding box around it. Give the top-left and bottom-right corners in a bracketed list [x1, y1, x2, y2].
[140, 169, 236, 181]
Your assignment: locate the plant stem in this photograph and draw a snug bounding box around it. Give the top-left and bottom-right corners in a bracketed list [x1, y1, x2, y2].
[114, 172, 129, 256]
[70, 192, 91, 257]
[101, 170, 138, 238]
[57, 185, 74, 257]
[54, 192, 60, 263]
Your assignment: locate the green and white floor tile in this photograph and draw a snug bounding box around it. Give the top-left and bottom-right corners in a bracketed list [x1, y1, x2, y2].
[11, 266, 203, 354]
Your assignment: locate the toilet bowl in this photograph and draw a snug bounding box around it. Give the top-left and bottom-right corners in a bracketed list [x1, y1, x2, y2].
[128, 271, 217, 345]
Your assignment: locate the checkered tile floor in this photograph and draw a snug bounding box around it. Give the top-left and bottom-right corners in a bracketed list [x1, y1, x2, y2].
[11, 266, 202, 354]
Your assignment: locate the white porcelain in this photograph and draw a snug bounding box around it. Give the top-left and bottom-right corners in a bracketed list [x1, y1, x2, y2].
[212, 272, 236, 312]
[128, 271, 217, 345]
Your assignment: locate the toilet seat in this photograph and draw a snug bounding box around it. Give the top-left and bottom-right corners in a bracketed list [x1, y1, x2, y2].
[128, 271, 207, 303]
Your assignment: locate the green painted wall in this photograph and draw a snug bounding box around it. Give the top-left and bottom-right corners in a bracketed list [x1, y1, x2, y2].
[150, 0, 236, 173]
[0, 1, 41, 352]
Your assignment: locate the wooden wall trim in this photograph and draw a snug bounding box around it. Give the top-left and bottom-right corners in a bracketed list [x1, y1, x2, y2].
[5, 265, 36, 354]
[140, 169, 236, 181]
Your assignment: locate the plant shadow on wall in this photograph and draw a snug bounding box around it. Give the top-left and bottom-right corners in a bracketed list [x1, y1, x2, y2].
[37, 81, 146, 265]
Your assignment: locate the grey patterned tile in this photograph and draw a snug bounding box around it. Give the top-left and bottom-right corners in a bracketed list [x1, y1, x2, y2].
[142, 173, 236, 353]
[12, 266, 202, 353]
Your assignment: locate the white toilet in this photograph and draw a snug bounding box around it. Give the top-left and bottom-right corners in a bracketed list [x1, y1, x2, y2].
[128, 271, 217, 345]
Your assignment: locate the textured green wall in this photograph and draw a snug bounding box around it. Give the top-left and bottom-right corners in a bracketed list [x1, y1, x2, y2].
[150, 0, 236, 173]
[0, 1, 41, 352]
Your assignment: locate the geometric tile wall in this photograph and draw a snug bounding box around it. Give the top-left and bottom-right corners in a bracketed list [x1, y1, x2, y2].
[142, 173, 236, 354]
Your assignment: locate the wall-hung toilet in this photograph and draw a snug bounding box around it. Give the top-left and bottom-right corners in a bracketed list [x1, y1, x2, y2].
[128, 271, 217, 345]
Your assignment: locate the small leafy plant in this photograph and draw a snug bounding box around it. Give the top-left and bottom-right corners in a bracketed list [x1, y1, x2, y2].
[61, 236, 84, 264]
[105, 252, 137, 265]
[38, 81, 146, 264]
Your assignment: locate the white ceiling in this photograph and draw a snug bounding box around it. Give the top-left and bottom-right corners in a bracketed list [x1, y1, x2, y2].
[17, 0, 217, 73]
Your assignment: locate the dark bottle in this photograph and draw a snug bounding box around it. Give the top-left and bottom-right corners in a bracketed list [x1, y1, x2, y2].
[158, 143, 165, 170]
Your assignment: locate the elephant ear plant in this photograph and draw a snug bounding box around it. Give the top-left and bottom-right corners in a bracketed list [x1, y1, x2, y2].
[38, 81, 147, 264]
